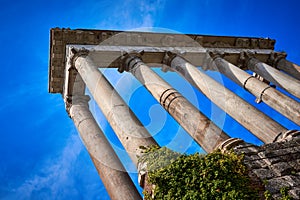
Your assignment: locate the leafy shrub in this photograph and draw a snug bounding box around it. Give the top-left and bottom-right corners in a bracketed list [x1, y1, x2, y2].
[139, 147, 259, 200]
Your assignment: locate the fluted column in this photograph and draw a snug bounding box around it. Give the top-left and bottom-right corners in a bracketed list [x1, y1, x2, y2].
[209, 54, 300, 126]
[120, 55, 230, 153]
[164, 52, 288, 143]
[246, 56, 300, 99]
[69, 95, 141, 200]
[71, 49, 158, 166]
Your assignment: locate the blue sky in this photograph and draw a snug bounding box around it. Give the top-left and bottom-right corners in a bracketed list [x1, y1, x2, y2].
[0, 0, 300, 199]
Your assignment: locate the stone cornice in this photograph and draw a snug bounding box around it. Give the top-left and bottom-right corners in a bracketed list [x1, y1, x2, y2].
[49, 28, 276, 94]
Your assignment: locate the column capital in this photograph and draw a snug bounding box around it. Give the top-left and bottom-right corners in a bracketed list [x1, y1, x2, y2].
[217, 138, 245, 153]
[267, 51, 287, 67]
[205, 51, 228, 71]
[119, 52, 144, 73]
[71, 95, 91, 105]
[208, 50, 226, 60]
[162, 51, 177, 66]
[239, 51, 256, 68]
[70, 48, 90, 70]
[65, 95, 91, 117]
[273, 130, 300, 142]
[239, 51, 271, 84]
[162, 51, 190, 72]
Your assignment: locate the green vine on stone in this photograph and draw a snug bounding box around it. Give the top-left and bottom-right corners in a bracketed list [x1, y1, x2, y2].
[139, 147, 260, 200]
[138, 145, 181, 172]
[264, 190, 272, 200]
[279, 187, 293, 200]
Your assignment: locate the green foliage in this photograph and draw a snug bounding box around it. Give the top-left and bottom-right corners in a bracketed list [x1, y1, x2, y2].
[138, 145, 182, 172]
[279, 187, 293, 200]
[139, 147, 259, 200]
[264, 187, 293, 200]
[264, 190, 272, 200]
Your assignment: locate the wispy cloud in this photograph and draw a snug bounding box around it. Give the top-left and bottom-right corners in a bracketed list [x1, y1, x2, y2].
[2, 133, 104, 200]
[96, 0, 165, 30]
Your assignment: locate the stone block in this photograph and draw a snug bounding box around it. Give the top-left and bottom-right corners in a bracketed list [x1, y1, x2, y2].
[279, 154, 294, 162]
[280, 175, 300, 187]
[271, 162, 293, 176]
[253, 168, 275, 180]
[53, 40, 63, 45]
[258, 151, 267, 159]
[265, 148, 295, 157]
[53, 45, 63, 54]
[244, 159, 268, 169]
[234, 143, 256, 149]
[291, 152, 300, 160]
[272, 193, 282, 200]
[265, 177, 291, 193]
[262, 157, 281, 165]
[234, 145, 260, 155]
[293, 145, 300, 153]
[288, 188, 300, 199]
[244, 154, 260, 161]
[281, 140, 299, 148]
[261, 142, 283, 152]
[288, 159, 300, 171]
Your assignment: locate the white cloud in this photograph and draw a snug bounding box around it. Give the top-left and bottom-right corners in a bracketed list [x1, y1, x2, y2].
[96, 0, 165, 30]
[2, 133, 95, 200]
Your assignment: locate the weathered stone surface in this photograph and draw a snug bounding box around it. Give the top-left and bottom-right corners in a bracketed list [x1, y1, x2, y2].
[50, 28, 300, 199]
[265, 177, 291, 193]
[246, 57, 300, 99]
[244, 154, 261, 161]
[271, 162, 293, 176]
[235, 145, 260, 155]
[49, 28, 276, 94]
[122, 55, 230, 153]
[234, 143, 257, 149]
[69, 95, 142, 200]
[262, 157, 282, 165]
[211, 56, 300, 125]
[291, 152, 300, 160]
[289, 159, 300, 171]
[280, 175, 300, 187]
[235, 135, 300, 199]
[289, 188, 300, 199]
[253, 168, 275, 180]
[73, 54, 158, 165]
[167, 54, 288, 144]
[244, 160, 268, 169]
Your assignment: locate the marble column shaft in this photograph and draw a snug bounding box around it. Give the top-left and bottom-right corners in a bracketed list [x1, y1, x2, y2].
[211, 56, 300, 126]
[69, 95, 141, 200]
[73, 53, 158, 166]
[166, 54, 288, 143]
[276, 58, 300, 81]
[247, 57, 300, 99]
[123, 56, 230, 153]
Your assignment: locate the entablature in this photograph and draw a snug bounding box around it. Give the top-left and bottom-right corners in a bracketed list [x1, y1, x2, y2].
[49, 28, 276, 94]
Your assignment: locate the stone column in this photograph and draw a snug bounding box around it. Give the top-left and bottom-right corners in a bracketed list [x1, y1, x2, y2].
[276, 59, 300, 80]
[71, 49, 158, 166]
[209, 54, 300, 126]
[246, 56, 300, 99]
[270, 53, 300, 80]
[121, 55, 230, 153]
[68, 95, 141, 200]
[164, 52, 288, 144]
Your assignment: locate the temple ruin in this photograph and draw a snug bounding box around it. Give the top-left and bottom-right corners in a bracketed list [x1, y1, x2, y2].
[48, 28, 300, 199]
